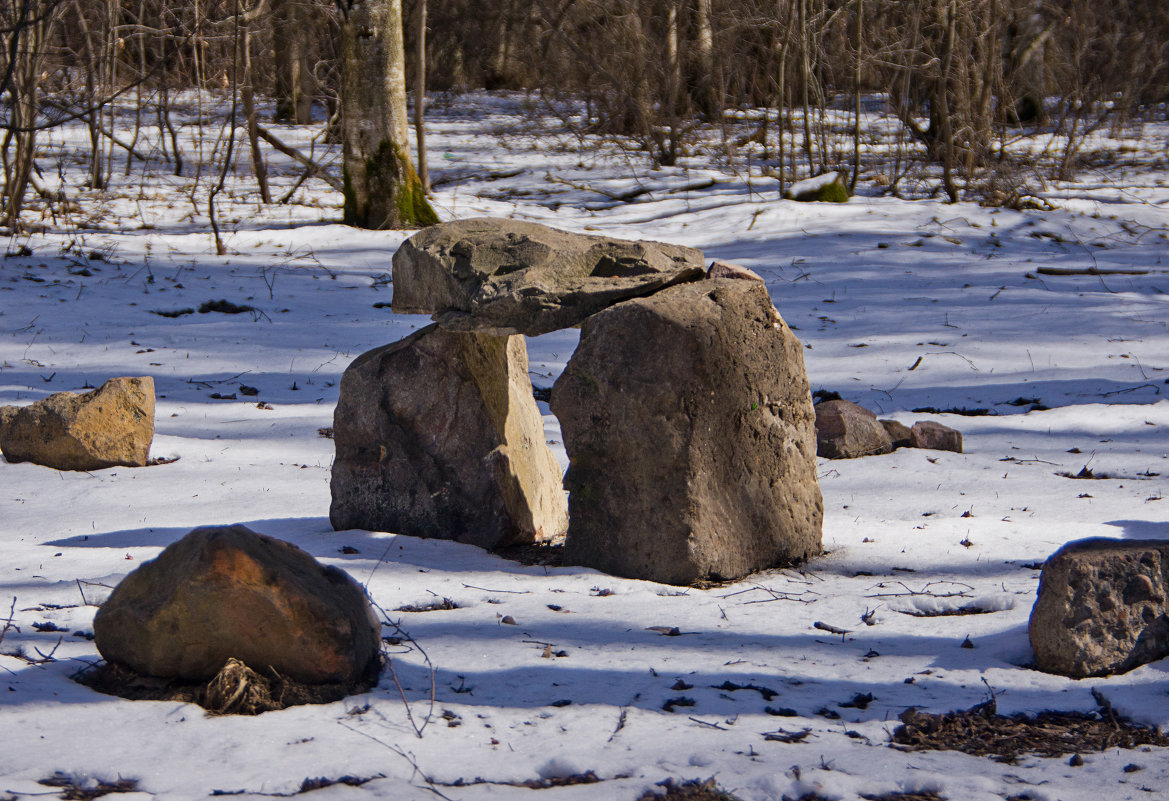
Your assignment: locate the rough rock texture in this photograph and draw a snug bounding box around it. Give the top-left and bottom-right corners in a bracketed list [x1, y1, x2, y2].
[0, 376, 154, 471]
[707, 260, 764, 282]
[330, 325, 567, 548]
[391, 217, 707, 336]
[782, 171, 850, 203]
[814, 400, 893, 459]
[1030, 538, 1169, 678]
[911, 421, 963, 453]
[551, 278, 823, 585]
[880, 419, 915, 449]
[93, 525, 381, 684]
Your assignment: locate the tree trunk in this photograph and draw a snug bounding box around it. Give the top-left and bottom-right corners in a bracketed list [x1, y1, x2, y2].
[338, 0, 436, 229]
[414, 0, 429, 193]
[273, 0, 316, 124]
[693, 0, 716, 117]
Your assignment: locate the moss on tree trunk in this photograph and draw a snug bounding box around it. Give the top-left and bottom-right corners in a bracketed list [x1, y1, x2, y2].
[343, 140, 437, 229]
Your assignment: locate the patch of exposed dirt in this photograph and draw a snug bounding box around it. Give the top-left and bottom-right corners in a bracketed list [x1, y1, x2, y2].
[76, 656, 380, 715]
[639, 778, 743, 801]
[38, 774, 139, 800]
[891, 700, 1169, 763]
[494, 537, 565, 567]
[395, 598, 460, 612]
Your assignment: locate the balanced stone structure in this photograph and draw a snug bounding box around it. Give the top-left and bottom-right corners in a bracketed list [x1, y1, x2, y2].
[329, 324, 568, 549]
[551, 278, 823, 584]
[390, 217, 706, 336]
[331, 217, 824, 584]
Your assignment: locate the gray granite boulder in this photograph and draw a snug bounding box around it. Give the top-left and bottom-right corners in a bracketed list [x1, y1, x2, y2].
[1030, 538, 1169, 677]
[391, 217, 706, 336]
[551, 278, 823, 585]
[94, 525, 381, 684]
[330, 325, 568, 548]
[0, 376, 154, 471]
[814, 399, 893, 459]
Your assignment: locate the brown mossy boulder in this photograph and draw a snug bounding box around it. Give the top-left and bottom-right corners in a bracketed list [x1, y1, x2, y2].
[93, 525, 382, 685]
[0, 376, 154, 471]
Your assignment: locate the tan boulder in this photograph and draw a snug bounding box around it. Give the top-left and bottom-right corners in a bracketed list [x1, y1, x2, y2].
[1030, 538, 1169, 677]
[94, 525, 382, 684]
[0, 376, 154, 471]
[552, 278, 823, 585]
[330, 325, 567, 549]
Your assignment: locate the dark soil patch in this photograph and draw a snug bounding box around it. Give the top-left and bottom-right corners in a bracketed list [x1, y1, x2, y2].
[395, 598, 460, 612]
[494, 537, 565, 567]
[1057, 466, 1114, 480]
[199, 299, 256, 314]
[639, 778, 743, 801]
[911, 406, 992, 416]
[76, 656, 380, 715]
[892, 701, 1169, 763]
[39, 774, 139, 800]
[896, 604, 997, 618]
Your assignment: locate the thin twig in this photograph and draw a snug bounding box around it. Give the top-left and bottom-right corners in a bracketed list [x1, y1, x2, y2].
[0, 597, 18, 648]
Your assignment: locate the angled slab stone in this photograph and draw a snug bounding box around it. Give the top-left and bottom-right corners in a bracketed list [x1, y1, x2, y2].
[391, 217, 706, 336]
[0, 376, 154, 471]
[94, 525, 381, 684]
[551, 278, 823, 585]
[330, 325, 567, 548]
[1030, 538, 1169, 678]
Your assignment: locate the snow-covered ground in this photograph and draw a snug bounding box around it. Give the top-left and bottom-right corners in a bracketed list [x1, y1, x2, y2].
[1, 92, 1168, 800]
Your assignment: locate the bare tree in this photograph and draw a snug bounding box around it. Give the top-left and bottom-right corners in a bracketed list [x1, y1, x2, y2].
[335, 0, 435, 228]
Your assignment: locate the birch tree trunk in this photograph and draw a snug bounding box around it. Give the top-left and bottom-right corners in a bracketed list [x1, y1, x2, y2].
[337, 0, 436, 229]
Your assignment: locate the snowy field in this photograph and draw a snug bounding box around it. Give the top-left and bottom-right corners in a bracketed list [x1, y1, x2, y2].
[1, 93, 1168, 800]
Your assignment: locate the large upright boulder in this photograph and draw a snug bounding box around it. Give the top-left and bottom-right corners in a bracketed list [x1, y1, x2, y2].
[0, 376, 154, 471]
[330, 324, 568, 548]
[1030, 538, 1169, 678]
[391, 217, 707, 336]
[94, 525, 381, 685]
[551, 278, 823, 585]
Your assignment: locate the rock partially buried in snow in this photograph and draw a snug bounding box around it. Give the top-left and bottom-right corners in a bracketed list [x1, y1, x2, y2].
[911, 421, 963, 453]
[552, 278, 823, 585]
[329, 324, 568, 548]
[94, 525, 381, 685]
[391, 217, 707, 336]
[1030, 538, 1169, 678]
[880, 419, 915, 449]
[814, 399, 893, 459]
[782, 171, 850, 203]
[0, 376, 154, 471]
